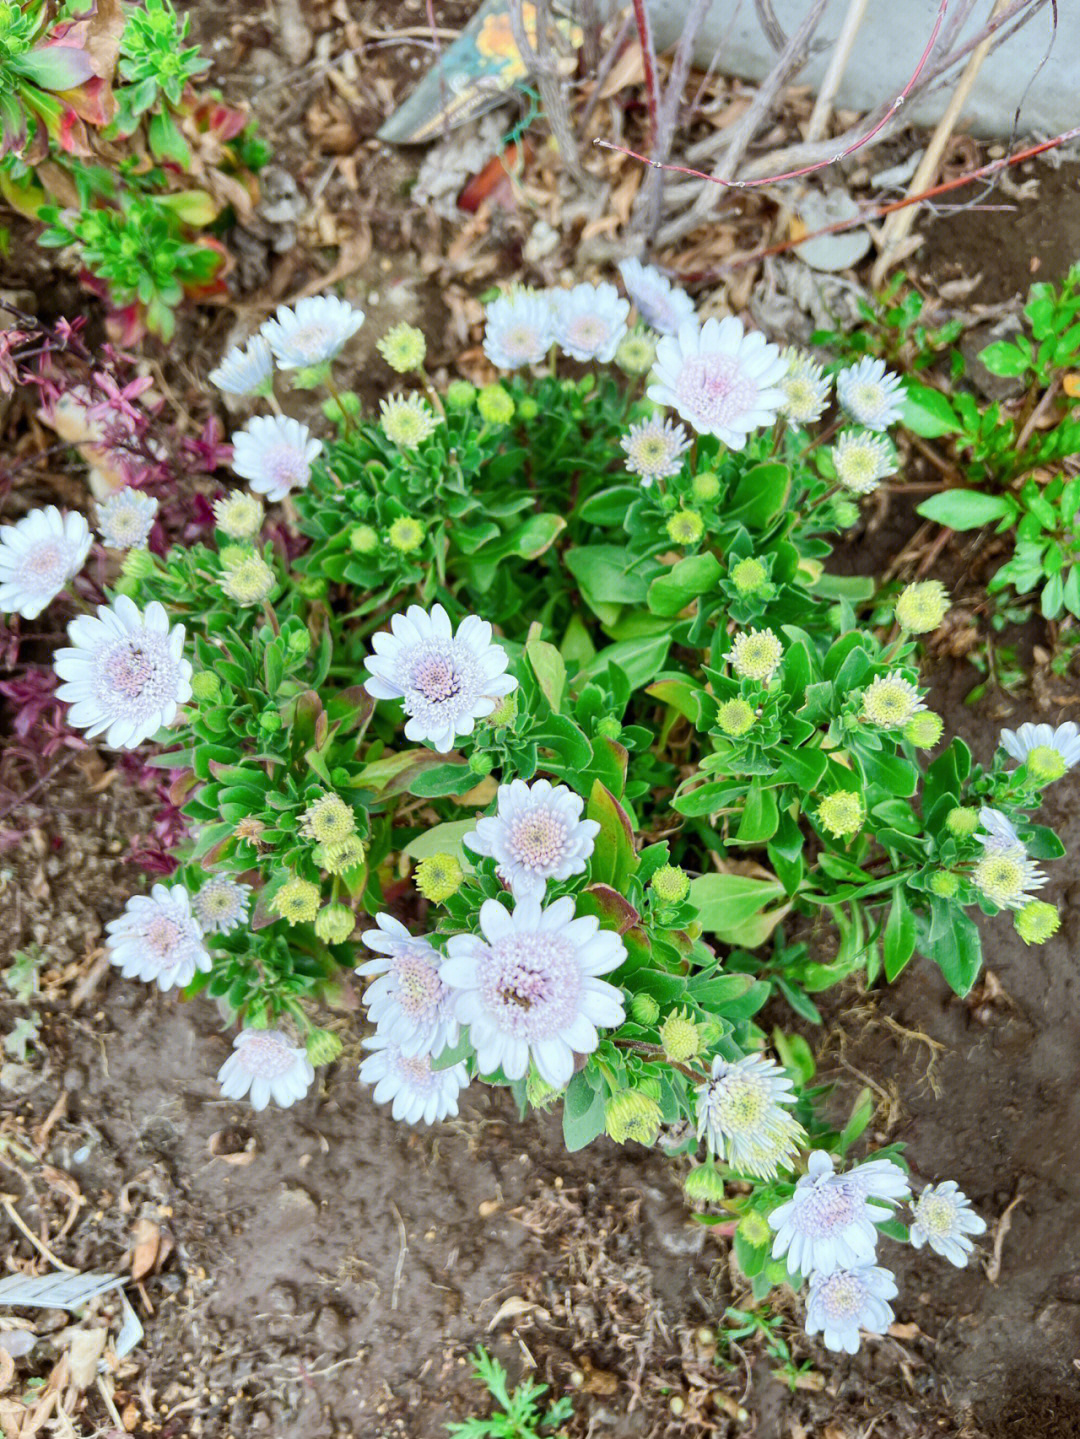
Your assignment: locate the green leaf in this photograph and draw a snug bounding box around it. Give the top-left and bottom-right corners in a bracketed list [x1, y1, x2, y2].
[978, 339, 1031, 377]
[924, 905, 982, 995]
[916, 490, 1018, 531]
[406, 762, 477, 797]
[686, 973, 755, 1008]
[509, 511, 566, 559]
[562, 1072, 607, 1151]
[690, 873, 786, 934]
[838, 1088, 874, 1151]
[647, 552, 722, 618]
[883, 888, 917, 981]
[586, 781, 637, 888]
[727, 463, 791, 528]
[734, 779, 779, 844]
[565, 545, 652, 610]
[402, 820, 477, 872]
[900, 381, 961, 437]
[776, 746, 827, 790]
[579, 633, 671, 692]
[526, 630, 566, 713]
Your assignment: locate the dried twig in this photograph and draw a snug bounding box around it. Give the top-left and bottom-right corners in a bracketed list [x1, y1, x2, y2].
[509, 0, 593, 189]
[629, 0, 660, 141]
[806, 0, 870, 142]
[640, 0, 714, 239]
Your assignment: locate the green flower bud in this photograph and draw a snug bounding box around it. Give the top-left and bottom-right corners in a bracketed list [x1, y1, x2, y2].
[716, 698, 756, 738]
[904, 711, 944, 749]
[477, 385, 515, 425]
[666, 510, 704, 546]
[928, 870, 960, 898]
[651, 864, 690, 904]
[895, 580, 950, 635]
[119, 547, 159, 582]
[692, 472, 721, 503]
[486, 693, 517, 727]
[349, 524, 379, 554]
[659, 1008, 700, 1063]
[1014, 899, 1060, 944]
[330, 767, 351, 788]
[377, 322, 427, 373]
[318, 834, 366, 875]
[414, 852, 464, 903]
[730, 557, 767, 595]
[271, 875, 320, 925]
[525, 1067, 564, 1109]
[306, 1028, 344, 1067]
[291, 361, 331, 391]
[517, 397, 539, 421]
[683, 1161, 728, 1203]
[190, 671, 222, 703]
[219, 543, 250, 570]
[604, 1090, 663, 1146]
[696, 1018, 723, 1049]
[614, 331, 657, 375]
[445, 379, 477, 410]
[259, 708, 283, 733]
[299, 793, 356, 845]
[763, 1258, 792, 1287]
[297, 574, 328, 599]
[833, 499, 861, 528]
[389, 516, 424, 554]
[630, 992, 661, 1026]
[945, 807, 980, 839]
[736, 1210, 772, 1249]
[468, 751, 494, 776]
[315, 903, 356, 944]
[596, 716, 622, 740]
[815, 790, 864, 839]
[658, 491, 679, 512]
[287, 627, 312, 655]
[1025, 745, 1068, 784]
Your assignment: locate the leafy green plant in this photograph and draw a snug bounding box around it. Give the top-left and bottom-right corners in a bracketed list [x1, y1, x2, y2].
[446, 1348, 572, 1439]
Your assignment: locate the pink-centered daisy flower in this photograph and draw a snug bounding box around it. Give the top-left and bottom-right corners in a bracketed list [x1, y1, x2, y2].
[617, 258, 696, 336]
[551, 282, 629, 363]
[464, 778, 600, 899]
[363, 602, 517, 754]
[0, 505, 92, 619]
[359, 1035, 470, 1125]
[356, 913, 458, 1059]
[260, 294, 365, 370]
[483, 290, 554, 369]
[441, 895, 626, 1088]
[231, 416, 322, 503]
[54, 596, 192, 750]
[217, 1029, 315, 1111]
[105, 883, 211, 991]
[648, 317, 788, 448]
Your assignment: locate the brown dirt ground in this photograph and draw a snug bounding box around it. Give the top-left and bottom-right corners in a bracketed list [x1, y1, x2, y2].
[4, 2, 1080, 1436]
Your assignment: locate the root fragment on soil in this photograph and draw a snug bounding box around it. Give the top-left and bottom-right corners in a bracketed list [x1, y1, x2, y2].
[984, 1190, 1024, 1284]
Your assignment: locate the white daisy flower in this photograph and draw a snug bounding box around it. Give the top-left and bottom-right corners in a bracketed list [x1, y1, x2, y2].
[836, 357, 905, 430]
[464, 778, 600, 899]
[972, 843, 1047, 911]
[860, 674, 926, 728]
[620, 415, 691, 485]
[54, 595, 192, 750]
[729, 626, 784, 683]
[975, 806, 1022, 852]
[779, 349, 831, 424]
[617, 258, 696, 337]
[260, 294, 365, 370]
[192, 876, 252, 935]
[96, 488, 158, 550]
[105, 883, 211, 990]
[231, 416, 322, 503]
[213, 491, 265, 540]
[441, 894, 626, 1088]
[483, 290, 555, 369]
[379, 393, 440, 450]
[360, 1034, 469, 1125]
[695, 1053, 805, 1180]
[648, 317, 788, 448]
[909, 1181, 987, 1267]
[551, 282, 630, 363]
[0, 506, 92, 619]
[769, 1150, 909, 1277]
[999, 721, 1080, 784]
[217, 1028, 315, 1111]
[832, 430, 896, 495]
[208, 334, 274, 396]
[805, 1263, 898, 1354]
[363, 602, 517, 753]
[356, 913, 457, 1059]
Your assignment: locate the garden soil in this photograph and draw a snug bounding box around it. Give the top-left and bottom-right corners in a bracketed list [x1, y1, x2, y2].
[4, 1, 1080, 1435]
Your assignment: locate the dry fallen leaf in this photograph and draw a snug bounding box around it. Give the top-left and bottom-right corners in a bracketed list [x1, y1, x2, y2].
[67, 1328, 107, 1390]
[129, 1220, 161, 1282]
[486, 1296, 547, 1331]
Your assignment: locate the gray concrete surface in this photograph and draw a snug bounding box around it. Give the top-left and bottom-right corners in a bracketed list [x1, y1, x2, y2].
[647, 0, 1078, 137]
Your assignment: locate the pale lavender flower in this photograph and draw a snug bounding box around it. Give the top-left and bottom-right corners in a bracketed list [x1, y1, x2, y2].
[217, 1029, 314, 1111]
[96, 488, 158, 550]
[105, 883, 211, 990]
[617, 258, 695, 336]
[363, 602, 516, 753]
[975, 807, 1022, 852]
[648, 317, 788, 448]
[360, 1035, 469, 1125]
[769, 1150, 909, 1276]
[208, 334, 274, 396]
[231, 416, 322, 503]
[909, 1181, 987, 1267]
[464, 778, 600, 899]
[805, 1263, 898, 1354]
[483, 290, 554, 369]
[356, 913, 457, 1058]
[441, 895, 625, 1088]
[0, 506, 92, 619]
[999, 721, 1080, 780]
[695, 1053, 805, 1180]
[551, 282, 629, 363]
[620, 415, 691, 485]
[836, 357, 905, 430]
[192, 876, 252, 935]
[54, 596, 192, 750]
[260, 294, 364, 369]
